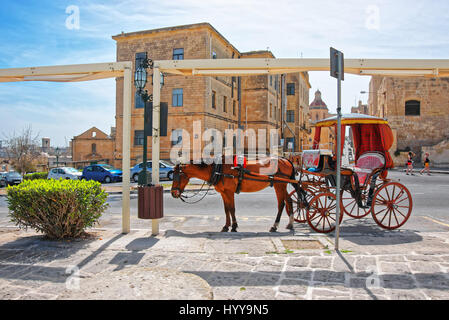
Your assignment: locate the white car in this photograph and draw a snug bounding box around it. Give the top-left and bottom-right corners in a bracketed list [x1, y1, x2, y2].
[48, 167, 82, 180]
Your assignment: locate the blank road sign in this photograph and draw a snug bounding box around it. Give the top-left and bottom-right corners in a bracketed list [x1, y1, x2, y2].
[330, 47, 344, 81]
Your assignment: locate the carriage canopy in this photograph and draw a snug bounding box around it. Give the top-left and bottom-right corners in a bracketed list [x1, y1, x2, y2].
[311, 114, 395, 169]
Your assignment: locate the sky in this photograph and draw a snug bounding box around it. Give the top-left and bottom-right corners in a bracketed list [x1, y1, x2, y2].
[1, 0, 449, 147]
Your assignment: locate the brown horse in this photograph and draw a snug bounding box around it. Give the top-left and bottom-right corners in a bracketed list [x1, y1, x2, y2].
[171, 156, 298, 232]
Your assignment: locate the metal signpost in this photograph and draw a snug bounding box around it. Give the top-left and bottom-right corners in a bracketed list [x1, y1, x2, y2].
[330, 47, 344, 250]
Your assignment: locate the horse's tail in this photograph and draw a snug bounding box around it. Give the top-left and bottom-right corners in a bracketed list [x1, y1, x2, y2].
[285, 158, 308, 208]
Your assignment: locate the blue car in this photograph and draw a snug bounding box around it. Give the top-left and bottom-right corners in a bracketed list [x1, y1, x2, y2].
[130, 160, 175, 183]
[81, 164, 122, 183]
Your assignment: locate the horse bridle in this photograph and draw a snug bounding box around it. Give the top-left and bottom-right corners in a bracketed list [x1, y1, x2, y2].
[172, 164, 212, 203]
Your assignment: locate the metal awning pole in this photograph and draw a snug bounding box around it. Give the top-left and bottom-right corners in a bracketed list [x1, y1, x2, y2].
[335, 52, 343, 250]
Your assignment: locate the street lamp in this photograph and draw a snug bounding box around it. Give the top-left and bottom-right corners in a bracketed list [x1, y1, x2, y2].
[134, 57, 154, 186]
[134, 56, 164, 234]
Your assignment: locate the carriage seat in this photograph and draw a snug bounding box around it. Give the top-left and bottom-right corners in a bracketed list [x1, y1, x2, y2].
[302, 149, 334, 173]
[352, 152, 385, 185]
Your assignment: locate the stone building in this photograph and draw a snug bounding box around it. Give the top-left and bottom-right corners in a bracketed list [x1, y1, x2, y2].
[283, 71, 311, 152]
[112, 23, 310, 167]
[368, 76, 449, 167]
[71, 127, 115, 168]
[351, 100, 369, 115]
[307, 90, 334, 150]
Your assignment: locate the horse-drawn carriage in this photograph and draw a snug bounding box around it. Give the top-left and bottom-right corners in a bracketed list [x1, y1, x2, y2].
[171, 114, 413, 234]
[288, 113, 413, 233]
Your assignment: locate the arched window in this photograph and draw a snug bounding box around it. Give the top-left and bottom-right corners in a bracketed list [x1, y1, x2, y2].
[405, 100, 420, 116]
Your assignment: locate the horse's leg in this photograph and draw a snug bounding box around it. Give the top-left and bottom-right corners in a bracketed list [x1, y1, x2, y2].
[270, 184, 286, 232]
[227, 192, 238, 232]
[220, 192, 231, 232]
[285, 190, 295, 230]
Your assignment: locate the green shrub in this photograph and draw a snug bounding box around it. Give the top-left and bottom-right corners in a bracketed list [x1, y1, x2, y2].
[24, 172, 48, 180]
[6, 179, 108, 239]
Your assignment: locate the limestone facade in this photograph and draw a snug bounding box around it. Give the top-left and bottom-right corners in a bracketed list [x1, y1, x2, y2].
[71, 127, 115, 168]
[368, 76, 449, 167]
[307, 90, 334, 150]
[112, 23, 310, 167]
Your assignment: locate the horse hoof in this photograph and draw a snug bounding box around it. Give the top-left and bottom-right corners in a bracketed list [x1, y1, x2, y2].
[269, 227, 277, 232]
[231, 228, 237, 232]
[286, 224, 294, 230]
[221, 227, 229, 232]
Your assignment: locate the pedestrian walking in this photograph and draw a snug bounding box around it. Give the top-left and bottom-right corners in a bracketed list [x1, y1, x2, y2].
[406, 151, 416, 175]
[420, 152, 431, 175]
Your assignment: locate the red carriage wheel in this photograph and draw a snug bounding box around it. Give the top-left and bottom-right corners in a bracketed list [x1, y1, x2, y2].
[371, 182, 413, 230]
[288, 189, 315, 223]
[340, 190, 371, 219]
[306, 192, 344, 233]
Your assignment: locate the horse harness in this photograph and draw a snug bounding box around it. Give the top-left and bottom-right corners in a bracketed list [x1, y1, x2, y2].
[208, 162, 293, 194]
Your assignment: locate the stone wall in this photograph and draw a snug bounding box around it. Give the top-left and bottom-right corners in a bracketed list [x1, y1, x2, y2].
[373, 77, 449, 166]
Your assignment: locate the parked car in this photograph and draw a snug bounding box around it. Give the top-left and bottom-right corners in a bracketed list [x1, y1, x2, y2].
[0, 172, 7, 188]
[130, 160, 175, 183]
[48, 167, 82, 180]
[81, 164, 122, 183]
[4, 171, 23, 186]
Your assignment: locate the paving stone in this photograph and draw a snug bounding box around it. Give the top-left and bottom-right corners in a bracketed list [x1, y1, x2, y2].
[236, 286, 276, 300]
[20, 292, 57, 300]
[313, 270, 346, 284]
[310, 257, 332, 269]
[406, 254, 444, 262]
[333, 256, 356, 273]
[414, 273, 449, 289]
[284, 267, 313, 281]
[378, 255, 406, 262]
[254, 257, 285, 273]
[386, 289, 427, 300]
[421, 289, 449, 300]
[355, 256, 378, 273]
[0, 285, 30, 299]
[380, 274, 416, 290]
[246, 272, 280, 287]
[409, 261, 442, 273]
[380, 262, 412, 274]
[278, 278, 309, 296]
[275, 292, 303, 300]
[288, 257, 310, 268]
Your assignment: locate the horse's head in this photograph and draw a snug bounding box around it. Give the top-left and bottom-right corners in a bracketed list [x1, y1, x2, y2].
[171, 164, 191, 198]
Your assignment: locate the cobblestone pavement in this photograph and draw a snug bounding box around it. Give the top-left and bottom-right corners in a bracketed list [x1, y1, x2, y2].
[0, 216, 448, 300]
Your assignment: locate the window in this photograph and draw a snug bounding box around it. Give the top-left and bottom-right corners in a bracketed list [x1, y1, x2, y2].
[212, 91, 216, 109]
[135, 91, 144, 108]
[287, 110, 295, 123]
[172, 88, 183, 107]
[173, 48, 184, 60]
[91, 143, 96, 154]
[270, 75, 272, 86]
[223, 96, 227, 112]
[287, 83, 295, 95]
[134, 130, 144, 146]
[171, 129, 183, 146]
[286, 137, 295, 150]
[135, 52, 147, 69]
[405, 100, 420, 116]
[212, 51, 217, 59]
[233, 100, 236, 116]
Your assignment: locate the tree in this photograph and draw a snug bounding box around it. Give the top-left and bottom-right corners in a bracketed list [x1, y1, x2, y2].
[3, 126, 41, 174]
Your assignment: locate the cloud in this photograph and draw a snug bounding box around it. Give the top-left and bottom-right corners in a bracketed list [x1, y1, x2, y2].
[1, 0, 449, 146]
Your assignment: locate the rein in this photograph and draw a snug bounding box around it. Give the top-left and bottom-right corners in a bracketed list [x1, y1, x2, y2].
[179, 180, 213, 204]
